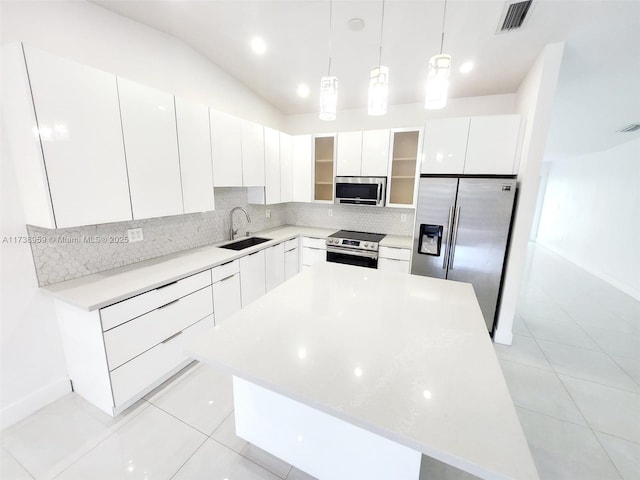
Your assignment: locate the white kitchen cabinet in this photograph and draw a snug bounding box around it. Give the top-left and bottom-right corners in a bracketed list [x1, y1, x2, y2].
[175, 97, 215, 213]
[301, 237, 327, 267]
[210, 109, 243, 186]
[242, 121, 265, 186]
[117, 77, 183, 219]
[284, 238, 300, 280]
[336, 131, 362, 176]
[264, 127, 281, 204]
[212, 260, 242, 326]
[8, 44, 132, 228]
[361, 129, 391, 176]
[280, 133, 293, 203]
[387, 129, 422, 207]
[378, 246, 411, 274]
[240, 249, 266, 307]
[292, 134, 313, 202]
[265, 242, 286, 292]
[464, 115, 522, 174]
[422, 117, 470, 174]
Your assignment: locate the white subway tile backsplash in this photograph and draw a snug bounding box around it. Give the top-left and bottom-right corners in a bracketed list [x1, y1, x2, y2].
[28, 189, 414, 286]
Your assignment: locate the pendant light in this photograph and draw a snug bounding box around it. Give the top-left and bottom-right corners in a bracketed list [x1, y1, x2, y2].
[425, 0, 451, 110]
[320, 0, 338, 121]
[368, 0, 389, 116]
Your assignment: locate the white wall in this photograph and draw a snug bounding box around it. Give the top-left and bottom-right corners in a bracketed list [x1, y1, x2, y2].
[0, 128, 71, 429]
[537, 138, 640, 300]
[284, 94, 516, 134]
[0, 0, 283, 128]
[493, 43, 565, 345]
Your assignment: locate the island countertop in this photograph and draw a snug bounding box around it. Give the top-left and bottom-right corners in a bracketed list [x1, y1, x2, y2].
[186, 262, 538, 480]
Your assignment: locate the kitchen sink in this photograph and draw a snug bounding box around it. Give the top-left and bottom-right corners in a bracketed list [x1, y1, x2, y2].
[220, 237, 271, 251]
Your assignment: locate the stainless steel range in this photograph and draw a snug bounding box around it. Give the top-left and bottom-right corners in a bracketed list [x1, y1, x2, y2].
[326, 230, 386, 269]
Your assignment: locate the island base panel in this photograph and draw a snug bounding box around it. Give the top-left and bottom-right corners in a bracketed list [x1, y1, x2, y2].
[233, 376, 422, 480]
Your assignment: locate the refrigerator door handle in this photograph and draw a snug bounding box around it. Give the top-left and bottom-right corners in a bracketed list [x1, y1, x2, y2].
[443, 206, 454, 269]
[449, 206, 461, 269]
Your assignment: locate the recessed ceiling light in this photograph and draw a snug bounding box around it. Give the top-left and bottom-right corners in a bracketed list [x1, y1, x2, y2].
[250, 36, 266, 55]
[348, 18, 365, 31]
[459, 61, 474, 74]
[296, 83, 310, 98]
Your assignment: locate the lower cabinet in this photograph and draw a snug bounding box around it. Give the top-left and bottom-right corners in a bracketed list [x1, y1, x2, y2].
[284, 238, 300, 280]
[378, 246, 411, 273]
[265, 242, 286, 292]
[240, 250, 266, 307]
[301, 237, 327, 269]
[211, 260, 242, 326]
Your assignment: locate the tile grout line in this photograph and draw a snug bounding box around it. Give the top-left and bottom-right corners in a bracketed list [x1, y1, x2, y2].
[208, 436, 292, 480]
[1, 447, 37, 480]
[167, 435, 210, 480]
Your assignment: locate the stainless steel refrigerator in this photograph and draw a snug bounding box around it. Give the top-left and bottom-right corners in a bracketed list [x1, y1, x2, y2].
[411, 176, 517, 334]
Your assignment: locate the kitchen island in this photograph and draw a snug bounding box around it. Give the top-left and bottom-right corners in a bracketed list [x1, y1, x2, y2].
[186, 262, 538, 480]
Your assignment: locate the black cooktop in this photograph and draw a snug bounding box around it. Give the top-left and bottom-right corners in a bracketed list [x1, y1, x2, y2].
[328, 230, 386, 242]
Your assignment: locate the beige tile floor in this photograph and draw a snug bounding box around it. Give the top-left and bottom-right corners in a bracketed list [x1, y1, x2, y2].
[1, 243, 638, 479]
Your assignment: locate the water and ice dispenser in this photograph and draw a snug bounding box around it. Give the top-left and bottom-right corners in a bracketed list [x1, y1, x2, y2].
[417, 224, 443, 256]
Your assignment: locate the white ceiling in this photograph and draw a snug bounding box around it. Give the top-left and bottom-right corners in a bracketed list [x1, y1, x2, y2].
[90, 0, 640, 156]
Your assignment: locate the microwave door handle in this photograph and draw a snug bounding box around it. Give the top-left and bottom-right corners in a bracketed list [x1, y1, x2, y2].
[377, 182, 382, 204]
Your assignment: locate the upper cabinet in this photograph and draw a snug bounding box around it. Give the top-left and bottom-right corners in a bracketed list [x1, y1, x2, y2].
[263, 127, 281, 204]
[387, 129, 422, 207]
[117, 78, 183, 220]
[313, 135, 335, 202]
[336, 129, 390, 177]
[210, 110, 243, 187]
[465, 115, 522, 174]
[280, 133, 293, 203]
[7, 44, 132, 228]
[175, 97, 215, 214]
[241, 121, 265, 187]
[292, 135, 312, 202]
[422, 115, 522, 175]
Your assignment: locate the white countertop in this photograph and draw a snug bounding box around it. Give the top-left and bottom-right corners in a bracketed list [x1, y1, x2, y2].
[43, 225, 412, 311]
[186, 263, 538, 480]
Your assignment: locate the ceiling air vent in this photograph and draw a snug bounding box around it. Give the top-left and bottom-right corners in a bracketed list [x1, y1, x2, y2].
[498, 0, 533, 32]
[618, 123, 640, 133]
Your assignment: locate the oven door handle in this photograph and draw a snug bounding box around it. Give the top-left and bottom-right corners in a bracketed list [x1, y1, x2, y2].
[326, 246, 378, 259]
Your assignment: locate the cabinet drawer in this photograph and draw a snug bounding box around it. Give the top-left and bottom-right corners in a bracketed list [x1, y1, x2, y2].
[100, 270, 211, 331]
[110, 314, 214, 407]
[284, 238, 298, 252]
[379, 246, 411, 261]
[378, 258, 410, 274]
[104, 286, 213, 370]
[302, 247, 327, 266]
[302, 237, 326, 249]
[211, 259, 240, 283]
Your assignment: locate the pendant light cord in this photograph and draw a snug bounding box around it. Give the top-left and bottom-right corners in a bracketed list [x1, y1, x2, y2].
[327, 0, 333, 76]
[378, 0, 386, 66]
[439, 0, 448, 54]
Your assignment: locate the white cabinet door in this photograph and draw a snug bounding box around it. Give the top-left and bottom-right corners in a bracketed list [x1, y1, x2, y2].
[302, 247, 326, 266]
[336, 131, 362, 176]
[465, 115, 521, 174]
[284, 247, 299, 280]
[264, 127, 281, 204]
[23, 46, 132, 228]
[210, 109, 242, 186]
[361, 129, 390, 176]
[212, 273, 242, 326]
[118, 78, 183, 220]
[240, 250, 266, 307]
[378, 258, 410, 273]
[265, 243, 285, 292]
[292, 134, 312, 202]
[422, 117, 470, 174]
[242, 121, 265, 186]
[175, 97, 215, 213]
[280, 133, 293, 203]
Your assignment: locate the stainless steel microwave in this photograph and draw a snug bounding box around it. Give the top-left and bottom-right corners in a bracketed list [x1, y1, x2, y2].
[334, 177, 386, 207]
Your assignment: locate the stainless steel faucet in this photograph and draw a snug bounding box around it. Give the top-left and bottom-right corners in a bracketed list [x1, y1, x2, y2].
[229, 207, 251, 240]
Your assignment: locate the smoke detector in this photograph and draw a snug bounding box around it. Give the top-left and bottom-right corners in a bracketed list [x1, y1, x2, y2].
[496, 0, 534, 33]
[348, 18, 365, 32]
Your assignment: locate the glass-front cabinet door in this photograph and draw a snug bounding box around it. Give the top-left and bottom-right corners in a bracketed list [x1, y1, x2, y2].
[313, 135, 335, 202]
[387, 129, 422, 207]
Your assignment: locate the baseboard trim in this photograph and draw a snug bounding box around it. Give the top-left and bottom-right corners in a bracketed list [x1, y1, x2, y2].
[493, 328, 513, 346]
[1, 377, 71, 430]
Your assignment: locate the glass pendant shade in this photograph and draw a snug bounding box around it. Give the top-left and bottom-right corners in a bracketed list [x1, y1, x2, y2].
[425, 54, 451, 110]
[368, 65, 389, 116]
[319, 76, 338, 121]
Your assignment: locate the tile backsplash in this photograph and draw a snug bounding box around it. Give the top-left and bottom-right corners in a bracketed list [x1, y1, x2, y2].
[28, 189, 414, 286]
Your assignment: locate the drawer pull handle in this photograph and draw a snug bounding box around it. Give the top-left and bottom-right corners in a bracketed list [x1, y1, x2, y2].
[220, 260, 234, 266]
[161, 331, 183, 344]
[158, 299, 180, 310]
[156, 281, 178, 290]
[219, 274, 236, 282]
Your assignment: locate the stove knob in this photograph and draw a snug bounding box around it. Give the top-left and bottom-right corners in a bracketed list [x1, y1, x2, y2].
[364, 242, 370, 249]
